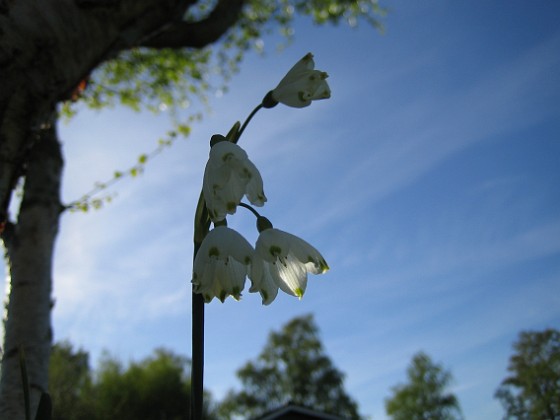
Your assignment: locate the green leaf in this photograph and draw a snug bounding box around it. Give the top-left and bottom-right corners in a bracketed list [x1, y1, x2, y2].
[177, 124, 191, 137]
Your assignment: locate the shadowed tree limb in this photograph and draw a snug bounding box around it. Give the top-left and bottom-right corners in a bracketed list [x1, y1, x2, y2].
[141, 0, 245, 48]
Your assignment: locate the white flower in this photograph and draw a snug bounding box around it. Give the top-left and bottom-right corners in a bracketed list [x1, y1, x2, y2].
[266, 53, 331, 108]
[203, 141, 266, 222]
[192, 226, 254, 303]
[250, 228, 329, 305]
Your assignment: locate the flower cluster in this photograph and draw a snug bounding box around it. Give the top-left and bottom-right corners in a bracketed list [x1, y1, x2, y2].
[192, 53, 330, 305]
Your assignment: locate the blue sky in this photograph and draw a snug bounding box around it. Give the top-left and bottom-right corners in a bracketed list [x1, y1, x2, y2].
[2, 1, 560, 418]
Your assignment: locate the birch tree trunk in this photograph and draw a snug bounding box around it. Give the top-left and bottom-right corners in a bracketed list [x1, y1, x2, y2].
[1, 119, 63, 419]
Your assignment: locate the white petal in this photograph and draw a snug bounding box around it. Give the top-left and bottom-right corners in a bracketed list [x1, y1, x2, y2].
[225, 258, 248, 300]
[209, 141, 249, 162]
[271, 254, 307, 298]
[243, 160, 267, 206]
[276, 53, 315, 86]
[249, 259, 279, 305]
[287, 234, 329, 273]
[272, 62, 331, 108]
[255, 229, 290, 263]
[192, 227, 253, 302]
[203, 141, 265, 222]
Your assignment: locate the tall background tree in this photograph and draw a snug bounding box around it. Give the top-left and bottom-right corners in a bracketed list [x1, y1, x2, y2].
[49, 341, 95, 420]
[0, 1, 383, 418]
[385, 352, 462, 420]
[495, 328, 560, 420]
[218, 314, 362, 419]
[49, 342, 217, 420]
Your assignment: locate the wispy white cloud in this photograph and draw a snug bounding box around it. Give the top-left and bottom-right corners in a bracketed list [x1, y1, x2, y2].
[305, 33, 560, 231]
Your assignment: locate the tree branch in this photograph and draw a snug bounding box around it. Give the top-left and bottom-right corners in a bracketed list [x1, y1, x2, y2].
[140, 0, 245, 49]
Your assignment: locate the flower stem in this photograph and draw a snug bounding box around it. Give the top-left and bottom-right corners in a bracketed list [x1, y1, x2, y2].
[238, 202, 261, 218]
[191, 289, 205, 420]
[236, 103, 263, 143]
[191, 192, 210, 420]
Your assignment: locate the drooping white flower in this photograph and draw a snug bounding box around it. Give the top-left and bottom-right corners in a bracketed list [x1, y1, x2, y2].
[192, 226, 254, 303]
[203, 141, 266, 222]
[250, 227, 329, 305]
[264, 53, 331, 108]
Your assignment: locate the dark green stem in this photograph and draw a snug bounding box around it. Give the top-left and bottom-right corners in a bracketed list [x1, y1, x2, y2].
[236, 104, 263, 143]
[238, 202, 261, 218]
[191, 192, 210, 420]
[191, 273, 205, 420]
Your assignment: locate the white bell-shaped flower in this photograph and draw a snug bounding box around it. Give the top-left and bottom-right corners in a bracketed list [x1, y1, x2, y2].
[250, 227, 329, 305]
[265, 53, 331, 108]
[192, 226, 254, 303]
[203, 141, 266, 222]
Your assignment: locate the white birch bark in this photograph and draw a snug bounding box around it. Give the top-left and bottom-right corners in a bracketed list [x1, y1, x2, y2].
[1, 121, 63, 419]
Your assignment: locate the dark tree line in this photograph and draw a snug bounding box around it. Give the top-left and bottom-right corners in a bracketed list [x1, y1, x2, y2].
[47, 320, 559, 420]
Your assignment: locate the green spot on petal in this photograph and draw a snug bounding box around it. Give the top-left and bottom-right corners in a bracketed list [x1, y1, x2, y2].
[269, 245, 282, 257]
[227, 202, 236, 211]
[209, 247, 219, 257]
[295, 288, 304, 299]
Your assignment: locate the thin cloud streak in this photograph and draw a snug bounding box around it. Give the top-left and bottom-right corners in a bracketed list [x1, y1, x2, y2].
[311, 34, 560, 230]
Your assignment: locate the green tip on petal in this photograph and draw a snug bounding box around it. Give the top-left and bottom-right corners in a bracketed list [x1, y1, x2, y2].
[219, 290, 227, 302]
[320, 260, 329, 273]
[295, 288, 304, 299]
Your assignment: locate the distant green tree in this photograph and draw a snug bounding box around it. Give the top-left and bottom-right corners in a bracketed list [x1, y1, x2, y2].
[49, 344, 217, 419]
[218, 314, 362, 419]
[385, 352, 462, 420]
[495, 328, 560, 420]
[49, 341, 95, 420]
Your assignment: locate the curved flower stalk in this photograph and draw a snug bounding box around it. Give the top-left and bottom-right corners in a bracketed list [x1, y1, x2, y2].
[203, 140, 266, 222]
[263, 53, 331, 108]
[192, 226, 254, 303]
[250, 220, 329, 305]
